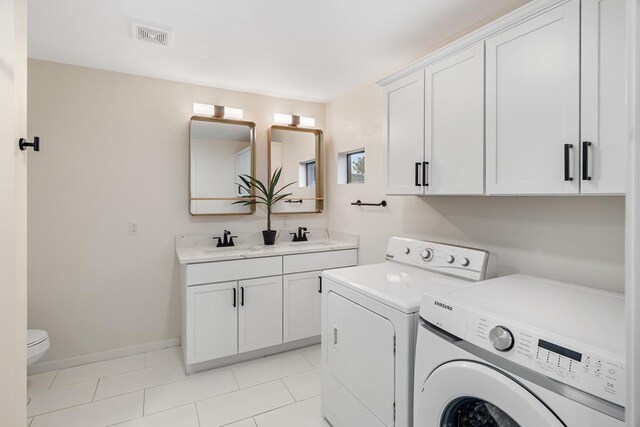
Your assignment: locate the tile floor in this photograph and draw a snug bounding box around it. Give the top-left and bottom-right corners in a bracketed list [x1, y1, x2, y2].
[27, 344, 329, 427]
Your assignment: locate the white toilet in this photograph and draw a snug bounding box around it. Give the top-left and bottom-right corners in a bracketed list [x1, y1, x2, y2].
[27, 329, 50, 366]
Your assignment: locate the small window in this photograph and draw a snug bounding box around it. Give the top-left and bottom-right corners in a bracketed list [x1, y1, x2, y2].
[347, 151, 365, 183]
[305, 161, 316, 187]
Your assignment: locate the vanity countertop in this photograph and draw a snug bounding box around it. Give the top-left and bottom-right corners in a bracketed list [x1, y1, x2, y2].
[176, 229, 358, 265]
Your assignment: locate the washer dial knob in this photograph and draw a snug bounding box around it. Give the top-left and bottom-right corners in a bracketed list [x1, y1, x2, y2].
[489, 326, 514, 352]
[461, 257, 470, 267]
[446, 255, 455, 264]
[420, 248, 434, 262]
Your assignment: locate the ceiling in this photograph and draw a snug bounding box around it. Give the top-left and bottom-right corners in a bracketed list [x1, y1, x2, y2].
[28, 0, 521, 103]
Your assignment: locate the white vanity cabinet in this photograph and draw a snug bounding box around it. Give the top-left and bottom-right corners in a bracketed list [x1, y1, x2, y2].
[238, 276, 283, 353]
[185, 281, 238, 364]
[180, 245, 357, 372]
[283, 271, 322, 343]
[380, 0, 626, 196]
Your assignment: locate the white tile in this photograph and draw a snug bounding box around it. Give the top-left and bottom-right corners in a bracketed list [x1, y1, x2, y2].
[232, 352, 313, 388]
[144, 367, 237, 415]
[27, 380, 97, 417]
[27, 371, 58, 393]
[282, 369, 320, 401]
[30, 391, 143, 427]
[145, 347, 182, 368]
[94, 361, 186, 400]
[222, 419, 257, 427]
[197, 380, 294, 427]
[299, 345, 321, 368]
[254, 396, 330, 427]
[113, 404, 199, 427]
[52, 354, 145, 388]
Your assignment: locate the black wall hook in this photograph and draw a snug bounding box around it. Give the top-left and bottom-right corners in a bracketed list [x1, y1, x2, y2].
[19, 137, 40, 152]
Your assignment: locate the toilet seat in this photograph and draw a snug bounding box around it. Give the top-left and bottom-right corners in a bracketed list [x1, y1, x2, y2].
[28, 330, 48, 347]
[27, 330, 50, 364]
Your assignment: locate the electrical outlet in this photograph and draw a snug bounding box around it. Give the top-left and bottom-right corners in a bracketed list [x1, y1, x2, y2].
[282, 216, 289, 228]
[128, 221, 139, 235]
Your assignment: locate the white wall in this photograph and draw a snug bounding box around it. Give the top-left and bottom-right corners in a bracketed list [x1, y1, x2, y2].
[27, 60, 326, 363]
[325, 82, 625, 293]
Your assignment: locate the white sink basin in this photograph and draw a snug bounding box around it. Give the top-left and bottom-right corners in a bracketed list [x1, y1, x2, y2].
[288, 240, 332, 247]
[202, 246, 251, 254]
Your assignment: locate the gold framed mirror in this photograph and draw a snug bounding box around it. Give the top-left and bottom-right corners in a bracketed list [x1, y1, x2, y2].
[268, 125, 323, 214]
[189, 116, 256, 216]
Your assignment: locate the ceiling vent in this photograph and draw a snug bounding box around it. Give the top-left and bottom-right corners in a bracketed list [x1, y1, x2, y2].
[132, 22, 172, 47]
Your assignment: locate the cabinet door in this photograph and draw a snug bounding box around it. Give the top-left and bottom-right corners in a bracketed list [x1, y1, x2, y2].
[425, 43, 485, 195]
[486, 0, 580, 195]
[185, 282, 238, 364]
[581, 0, 627, 194]
[384, 69, 425, 195]
[283, 271, 321, 342]
[238, 276, 283, 353]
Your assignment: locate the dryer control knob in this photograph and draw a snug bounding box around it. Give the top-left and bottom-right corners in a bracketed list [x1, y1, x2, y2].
[446, 255, 455, 264]
[489, 326, 514, 352]
[420, 249, 434, 262]
[461, 257, 470, 267]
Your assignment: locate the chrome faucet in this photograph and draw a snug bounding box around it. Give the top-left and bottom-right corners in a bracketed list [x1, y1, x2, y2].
[290, 227, 310, 242]
[215, 230, 237, 247]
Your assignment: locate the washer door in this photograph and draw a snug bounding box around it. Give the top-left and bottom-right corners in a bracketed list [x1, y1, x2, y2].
[416, 361, 564, 427]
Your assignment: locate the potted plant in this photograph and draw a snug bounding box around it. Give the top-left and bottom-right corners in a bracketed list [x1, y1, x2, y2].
[234, 167, 296, 245]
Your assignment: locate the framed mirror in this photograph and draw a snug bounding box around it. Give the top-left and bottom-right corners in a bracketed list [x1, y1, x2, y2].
[268, 125, 323, 214]
[189, 116, 255, 215]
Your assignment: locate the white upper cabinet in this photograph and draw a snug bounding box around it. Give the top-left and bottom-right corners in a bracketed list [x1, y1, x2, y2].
[424, 43, 485, 195]
[381, 0, 626, 197]
[581, 0, 627, 194]
[238, 276, 283, 353]
[486, 0, 580, 195]
[384, 69, 425, 195]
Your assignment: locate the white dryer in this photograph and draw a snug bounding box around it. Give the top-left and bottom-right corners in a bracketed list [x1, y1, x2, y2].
[321, 237, 494, 427]
[415, 274, 625, 427]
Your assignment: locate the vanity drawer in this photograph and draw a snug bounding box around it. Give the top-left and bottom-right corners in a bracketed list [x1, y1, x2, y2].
[283, 249, 357, 274]
[186, 256, 282, 286]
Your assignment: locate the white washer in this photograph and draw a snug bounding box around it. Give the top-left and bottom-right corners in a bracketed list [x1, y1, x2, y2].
[321, 237, 494, 427]
[415, 274, 625, 426]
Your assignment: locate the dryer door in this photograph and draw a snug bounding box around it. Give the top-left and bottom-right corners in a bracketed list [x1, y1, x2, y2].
[325, 291, 396, 427]
[416, 361, 564, 426]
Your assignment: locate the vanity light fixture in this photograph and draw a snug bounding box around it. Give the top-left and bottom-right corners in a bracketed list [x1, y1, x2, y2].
[273, 113, 315, 128]
[192, 103, 244, 120]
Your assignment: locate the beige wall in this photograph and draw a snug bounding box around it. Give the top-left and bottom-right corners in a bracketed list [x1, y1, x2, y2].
[325, 82, 625, 293]
[1, 0, 27, 422]
[27, 60, 326, 363]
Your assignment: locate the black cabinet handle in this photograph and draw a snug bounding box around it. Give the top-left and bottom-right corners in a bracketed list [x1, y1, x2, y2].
[240, 286, 245, 306]
[582, 141, 592, 181]
[19, 137, 40, 152]
[233, 288, 237, 308]
[414, 162, 421, 186]
[422, 161, 429, 187]
[318, 276, 323, 293]
[564, 144, 573, 181]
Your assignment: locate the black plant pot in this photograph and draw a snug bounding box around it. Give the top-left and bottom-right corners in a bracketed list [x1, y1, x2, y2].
[262, 230, 277, 245]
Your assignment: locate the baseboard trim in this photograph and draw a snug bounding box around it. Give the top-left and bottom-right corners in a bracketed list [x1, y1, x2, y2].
[28, 337, 180, 375]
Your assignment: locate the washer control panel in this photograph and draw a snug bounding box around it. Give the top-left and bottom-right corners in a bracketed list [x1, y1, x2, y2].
[467, 314, 626, 407]
[386, 237, 490, 281]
